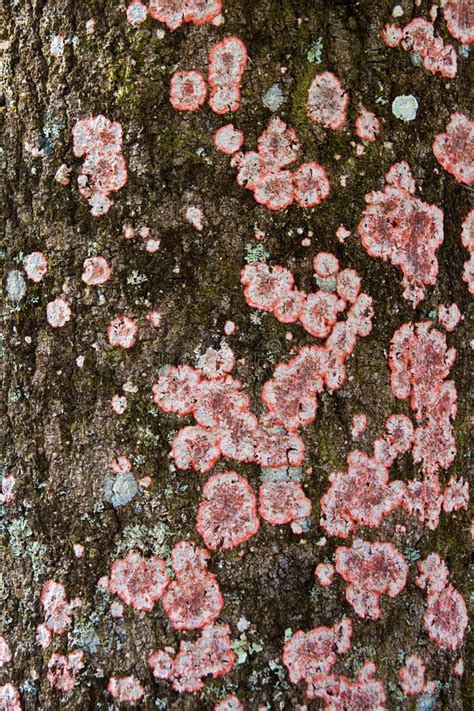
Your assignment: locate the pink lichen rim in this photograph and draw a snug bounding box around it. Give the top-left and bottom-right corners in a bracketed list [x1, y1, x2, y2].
[307, 71, 348, 130]
[196, 471, 260, 550]
[170, 70, 208, 112]
[432, 113, 474, 186]
[46, 297, 72, 328]
[107, 316, 138, 349]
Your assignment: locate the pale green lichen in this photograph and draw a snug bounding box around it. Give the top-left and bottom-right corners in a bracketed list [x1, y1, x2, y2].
[244, 243, 269, 264]
[307, 37, 323, 64]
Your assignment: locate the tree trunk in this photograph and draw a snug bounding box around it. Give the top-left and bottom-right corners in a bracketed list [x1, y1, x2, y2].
[1, 1, 471, 709]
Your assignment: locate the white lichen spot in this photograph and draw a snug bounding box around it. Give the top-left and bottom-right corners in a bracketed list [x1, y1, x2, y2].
[6, 270, 26, 302]
[50, 35, 64, 57]
[392, 95, 419, 122]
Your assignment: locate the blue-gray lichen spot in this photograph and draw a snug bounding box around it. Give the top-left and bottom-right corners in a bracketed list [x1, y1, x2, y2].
[104, 472, 139, 507]
[262, 84, 285, 111]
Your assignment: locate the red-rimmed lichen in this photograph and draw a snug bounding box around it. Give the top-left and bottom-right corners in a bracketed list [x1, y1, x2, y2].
[81, 256, 111, 286]
[23, 251, 48, 282]
[355, 108, 381, 142]
[208, 36, 247, 114]
[0, 637, 12, 668]
[161, 541, 223, 629]
[196, 471, 259, 550]
[47, 650, 85, 692]
[440, 0, 474, 44]
[311, 661, 386, 710]
[307, 72, 348, 130]
[108, 552, 169, 612]
[148, 0, 222, 31]
[170, 70, 207, 112]
[72, 115, 127, 216]
[107, 676, 144, 705]
[46, 297, 72, 328]
[282, 617, 352, 698]
[39, 580, 81, 636]
[357, 162, 444, 307]
[382, 18, 457, 78]
[416, 554, 468, 650]
[0, 684, 22, 711]
[432, 113, 474, 186]
[335, 539, 408, 619]
[229, 117, 330, 211]
[148, 623, 235, 693]
[107, 316, 138, 349]
[461, 210, 474, 293]
[399, 654, 426, 695]
[389, 321, 458, 529]
[214, 124, 244, 154]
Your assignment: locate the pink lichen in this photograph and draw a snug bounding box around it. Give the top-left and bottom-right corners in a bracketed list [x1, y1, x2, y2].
[107, 316, 138, 349]
[0, 474, 15, 505]
[313, 252, 339, 278]
[438, 303, 461, 332]
[172, 425, 222, 473]
[440, 0, 474, 44]
[351, 413, 367, 438]
[0, 637, 12, 667]
[399, 654, 426, 695]
[40, 580, 81, 635]
[185, 205, 205, 231]
[214, 123, 244, 154]
[46, 297, 72, 328]
[357, 161, 444, 307]
[107, 676, 144, 705]
[147, 311, 162, 327]
[381, 22, 403, 47]
[111, 394, 127, 414]
[443, 477, 469, 513]
[81, 256, 111, 285]
[461, 210, 474, 293]
[432, 113, 474, 186]
[259, 480, 312, 530]
[311, 661, 386, 710]
[300, 292, 346, 338]
[108, 552, 169, 612]
[292, 161, 330, 207]
[170, 70, 207, 111]
[282, 617, 352, 698]
[307, 72, 348, 130]
[36, 623, 52, 649]
[161, 541, 223, 629]
[355, 108, 380, 142]
[0, 684, 21, 711]
[241, 264, 293, 311]
[24, 251, 48, 282]
[416, 555, 468, 650]
[314, 563, 335, 587]
[47, 650, 85, 692]
[388, 18, 459, 78]
[72, 115, 127, 216]
[335, 539, 408, 619]
[196, 471, 259, 549]
[320, 441, 407, 538]
[196, 344, 235, 379]
[229, 118, 330, 211]
[208, 36, 247, 114]
[148, 0, 222, 30]
[389, 322, 457, 525]
[126, 0, 148, 25]
[215, 695, 243, 711]
[148, 623, 235, 693]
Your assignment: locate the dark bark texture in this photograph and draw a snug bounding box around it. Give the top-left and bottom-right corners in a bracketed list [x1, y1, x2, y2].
[1, 0, 472, 709]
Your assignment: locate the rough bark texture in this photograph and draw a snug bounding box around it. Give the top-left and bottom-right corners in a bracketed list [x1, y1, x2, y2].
[1, 1, 472, 709]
